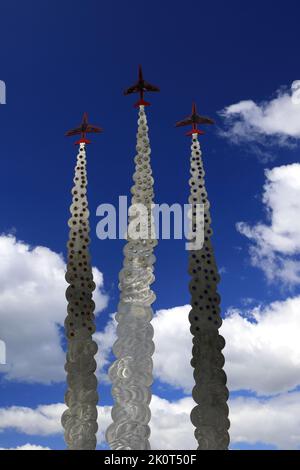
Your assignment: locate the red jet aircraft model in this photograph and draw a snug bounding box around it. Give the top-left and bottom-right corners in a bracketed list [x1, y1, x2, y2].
[124, 65, 160, 107]
[175, 103, 214, 136]
[65, 112, 103, 144]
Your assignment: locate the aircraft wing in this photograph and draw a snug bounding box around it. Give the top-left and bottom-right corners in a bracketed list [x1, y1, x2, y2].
[86, 125, 103, 134]
[143, 80, 160, 92]
[196, 115, 215, 125]
[124, 82, 140, 95]
[65, 127, 82, 136]
[175, 118, 192, 128]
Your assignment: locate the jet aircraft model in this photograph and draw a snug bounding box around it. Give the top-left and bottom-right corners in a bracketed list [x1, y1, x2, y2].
[175, 102, 214, 136]
[66, 112, 103, 144]
[124, 65, 160, 107]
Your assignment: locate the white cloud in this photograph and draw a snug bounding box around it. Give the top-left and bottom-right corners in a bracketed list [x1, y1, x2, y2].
[1, 392, 300, 450]
[220, 83, 300, 148]
[0, 234, 108, 384]
[0, 397, 195, 450]
[150, 395, 194, 449]
[155, 300, 300, 396]
[0, 403, 65, 435]
[0, 401, 112, 448]
[97, 305, 194, 393]
[0, 444, 51, 450]
[0, 399, 193, 450]
[94, 314, 117, 383]
[97, 405, 114, 446]
[97, 296, 300, 396]
[93, 306, 194, 392]
[152, 306, 193, 394]
[151, 392, 300, 450]
[157, 299, 300, 395]
[89, 299, 300, 448]
[237, 163, 300, 286]
[230, 392, 300, 449]
[222, 296, 300, 395]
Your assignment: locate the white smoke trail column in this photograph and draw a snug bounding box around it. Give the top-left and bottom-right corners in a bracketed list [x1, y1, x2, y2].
[62, 142, 98, 450]
[106, 106, 156, 450]
[188, 134, 230, 449]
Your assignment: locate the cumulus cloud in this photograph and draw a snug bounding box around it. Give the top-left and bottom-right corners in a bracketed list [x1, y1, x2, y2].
[230, 392, 300, 449]
[154, 301, 300, 395]
[0, 397, 205, 450]
[150, 395, 194, 449]
[0, 403, 65, 435]
[88, 299, 300, 448]
[0, 399, 193, 450]
[152, 306, 193, 394]
[0, 444, 51, 450]
[220, 83, 300, 143]
[152, 393, 300, 450]
[0, 234, 108, 384]
[98, 296, 300, 396]
[94, 314, 117, 383]
[0, 402, 112, 448]
[237, 163, 300, 286]
[91, 306, 194, 391]
[1, 392, 300, 450]
[95, 306, 193, 392]
[222, 296, 300, 395]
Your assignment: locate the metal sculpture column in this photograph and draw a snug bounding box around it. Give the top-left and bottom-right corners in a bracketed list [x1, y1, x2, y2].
[176, 103, 230, 450]
[106, 67, 159, 450]
[62, 113, 103, 450]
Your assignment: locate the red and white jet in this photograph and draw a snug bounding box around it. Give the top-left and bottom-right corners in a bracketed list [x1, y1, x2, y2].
[65, 112, 103, 144]
[124, 65, 160, 108]
[175, 102, 214, 136]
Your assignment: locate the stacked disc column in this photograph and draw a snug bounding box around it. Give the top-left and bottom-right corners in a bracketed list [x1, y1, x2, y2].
[106, 106, 157, 450]
[62, 142, 98, 450]
[188, 134, 230, 449]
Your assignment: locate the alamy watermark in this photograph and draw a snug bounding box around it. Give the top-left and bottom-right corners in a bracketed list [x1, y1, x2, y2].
[0, 80, 6, 104]
[96, 196, 205, 250]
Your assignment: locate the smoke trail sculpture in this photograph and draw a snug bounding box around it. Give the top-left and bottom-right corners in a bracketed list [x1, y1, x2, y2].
[106, 102, 157, 450]
[176, 104, 230, 450]
[62, 114, 102, 450]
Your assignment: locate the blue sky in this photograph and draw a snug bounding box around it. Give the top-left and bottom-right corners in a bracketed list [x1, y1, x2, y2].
[1, 0, 300, 450]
